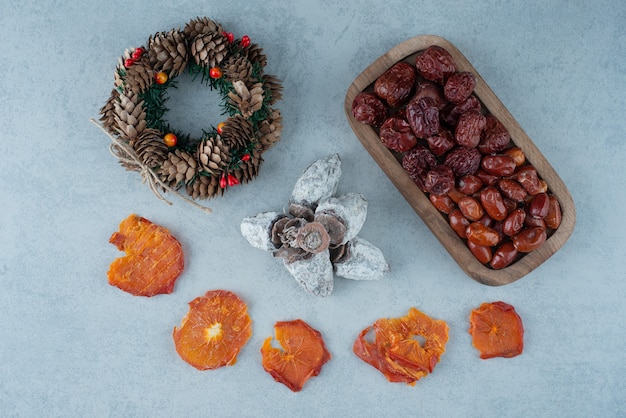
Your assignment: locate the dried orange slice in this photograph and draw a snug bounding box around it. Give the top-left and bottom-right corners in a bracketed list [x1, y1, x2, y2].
[469, 301, 524, 359]
[353, 307, 449, 385]
[108, 214, 184, 297]
[261, 319, 331, 392]
[173, 290, 252, 370]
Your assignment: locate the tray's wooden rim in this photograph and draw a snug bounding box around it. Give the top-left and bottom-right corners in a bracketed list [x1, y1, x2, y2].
[344, 35, 576, 286]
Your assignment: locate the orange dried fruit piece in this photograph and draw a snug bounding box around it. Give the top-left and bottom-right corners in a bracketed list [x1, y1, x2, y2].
[261, 319, 331, 392]
[108, 214, 184, 297]
[353, 307, 449, 385]
[469, 301, 524, 359]
[173, 290, 252, 370]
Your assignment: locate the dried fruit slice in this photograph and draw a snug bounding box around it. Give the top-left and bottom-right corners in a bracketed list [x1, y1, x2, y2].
[469, 301, 524, 359]
[173, 290, 252, 370]
[353, 307, 449, 385]
[261, 319, 331, 392]
[108, 214, 184, 297]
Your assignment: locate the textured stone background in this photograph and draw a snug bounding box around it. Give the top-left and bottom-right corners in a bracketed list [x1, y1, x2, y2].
[1, 1, 624, 417]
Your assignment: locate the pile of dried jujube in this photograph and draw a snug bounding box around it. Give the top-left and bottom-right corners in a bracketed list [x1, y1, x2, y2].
[351, 45, 562, 270]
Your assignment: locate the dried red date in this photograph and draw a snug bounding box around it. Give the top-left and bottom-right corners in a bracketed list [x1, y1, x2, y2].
[478, 115, 511, 154]
[481, 155, 516, 177]
[455, 110, 486, 148]
[444, 147, 482, 177]
[513, 227, 547, 252]
[379, 114, 417, 152]
[458, 196, 485, 221]
[414, 45, 457, 84]
[524, 207, 547, 229]
[466, 222, 500, 247]
[475, 169, 499, 187]
[424, 164, 455, 196]
[374, 61, 416, 108]
[529, 192, 550, 219]
[426, 128, 454, 156]
[480, 187, 508, 221]
[352, 92, 386, 127]
[490, 242, 519, 269]
[402, 146, 437, 191]
[545, 195, 562, 229]
[457, 174, 483, 195]
[468, 241, 492, 264]
[440, 95, 481, 127]
[498, 179, 527, 202]
[504, 147, 525, 167]
[513, 165, 544, 195]
[411, 81, 447, 110]
[444, 71, 476, 104]
[449, 209, 470, 238]
[430, 194, 456, 214]
[502, 208, 526, 237]
[406, 97, 440, 138]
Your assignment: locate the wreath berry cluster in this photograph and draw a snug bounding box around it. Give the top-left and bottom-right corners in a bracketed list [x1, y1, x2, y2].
[98, 17, 283, 205]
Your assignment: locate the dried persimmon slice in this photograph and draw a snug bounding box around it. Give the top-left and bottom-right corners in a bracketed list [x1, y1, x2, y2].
[261, 319, 331, 392]
[353, 307, 449, 385]
[108, 214, 184, 297]
[173, 290, 252, 370]
[469, 301, 524, 359]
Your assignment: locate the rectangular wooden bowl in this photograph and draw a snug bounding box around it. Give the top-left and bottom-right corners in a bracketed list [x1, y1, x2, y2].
[344, 35, 575, 286]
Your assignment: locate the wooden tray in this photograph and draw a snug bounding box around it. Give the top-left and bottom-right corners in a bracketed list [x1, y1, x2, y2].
[344, 35, 575, 286]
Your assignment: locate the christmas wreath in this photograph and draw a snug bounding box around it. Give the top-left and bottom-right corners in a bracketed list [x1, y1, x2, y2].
[95, 17, 283, 212]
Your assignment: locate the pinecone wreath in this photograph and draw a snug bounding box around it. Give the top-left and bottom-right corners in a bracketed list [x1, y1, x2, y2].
[94, 17, 283, 213]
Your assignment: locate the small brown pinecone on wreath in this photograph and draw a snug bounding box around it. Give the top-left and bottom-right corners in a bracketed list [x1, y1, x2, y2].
[133, 129, 169, 169]
[196, 136, 231, 175]
[189, 31, 228, 68]
[160, 149, 198, 188]
[223, 55, 253, 84]
[100, 89, 119, 135]
[258, 109, 283, 151]
[148, 30, 188, 77]
[186, 173, 224, 200]
[113, 90, 147, 142]
[232, 148, 263, 184]
[221, 114, 255, 149]
[183, 17, 224, 39]
[228, 81, 264, 119]
[124, 54, 154, 94]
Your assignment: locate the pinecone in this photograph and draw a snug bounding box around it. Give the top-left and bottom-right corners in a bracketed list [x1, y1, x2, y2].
[159, 149, 198, 188]
[220, 114, 255, 149]
[196, 135, 231, 174]
[114, 49, 133, 90]
[189, 31, 228, 68]
[100, 89, 119, 135]
[148, 29, 188, 77]
[133, 129, 169, 169]
[233, 148, 263, 183]
[184, 17, 224, 39]
[114, 90, 147, 141]
[223, 55, 253, 84]
[186, 173, 224, 200]
[258, 109, 283, 151]
[124, 54, 154, 94]
[262, 74, 283, 105]
[228, 81, 264, 118]
[242, 43, 267, 68]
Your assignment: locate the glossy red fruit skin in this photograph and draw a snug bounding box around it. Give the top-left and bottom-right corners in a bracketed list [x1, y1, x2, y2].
[481, 155, 516, 177]
[502, 208, 526, 237]
[529, 192, 550, 219]
[444, 71, 476, 104]
[545, 195, 562, 229]
[374, 61, 417, 108]
[352, 92, 387, 127]
[458, 196, 484, 221]
[466, 222, 500, 247]
[498, 179, 527, 202]
[490, 242, 519, 269]
[480, 187, 508, 221]
[449, 209, 470, 239]
[379, 114, 417, 152]
[468, 240, 493, 264]
[415, 45, 457, 84]
[457, 174, 483, 195]
[455, 110, 486, 148]
[513, 227, 547, 252]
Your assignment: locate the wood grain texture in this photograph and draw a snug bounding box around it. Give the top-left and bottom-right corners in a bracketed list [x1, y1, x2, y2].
[344, 35, 575, 286]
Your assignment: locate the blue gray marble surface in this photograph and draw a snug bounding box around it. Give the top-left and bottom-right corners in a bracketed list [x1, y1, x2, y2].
[1, 1, 624, 417]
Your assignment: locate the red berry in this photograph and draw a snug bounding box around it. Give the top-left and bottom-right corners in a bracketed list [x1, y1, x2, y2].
[219, 174, 227, 189]
[163, 133, 178, 147]
[227, 174, 240, 186]
[124, 58, 135, 68]
[241, 35, 251, 48]
[222, 31, 234, 43]
[241, 153, 251, 162]
[216, 122, 225, 135]
[209, 67, 223, 79]
[132, 47, 145, 60]
[154, 71, 168, 85]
